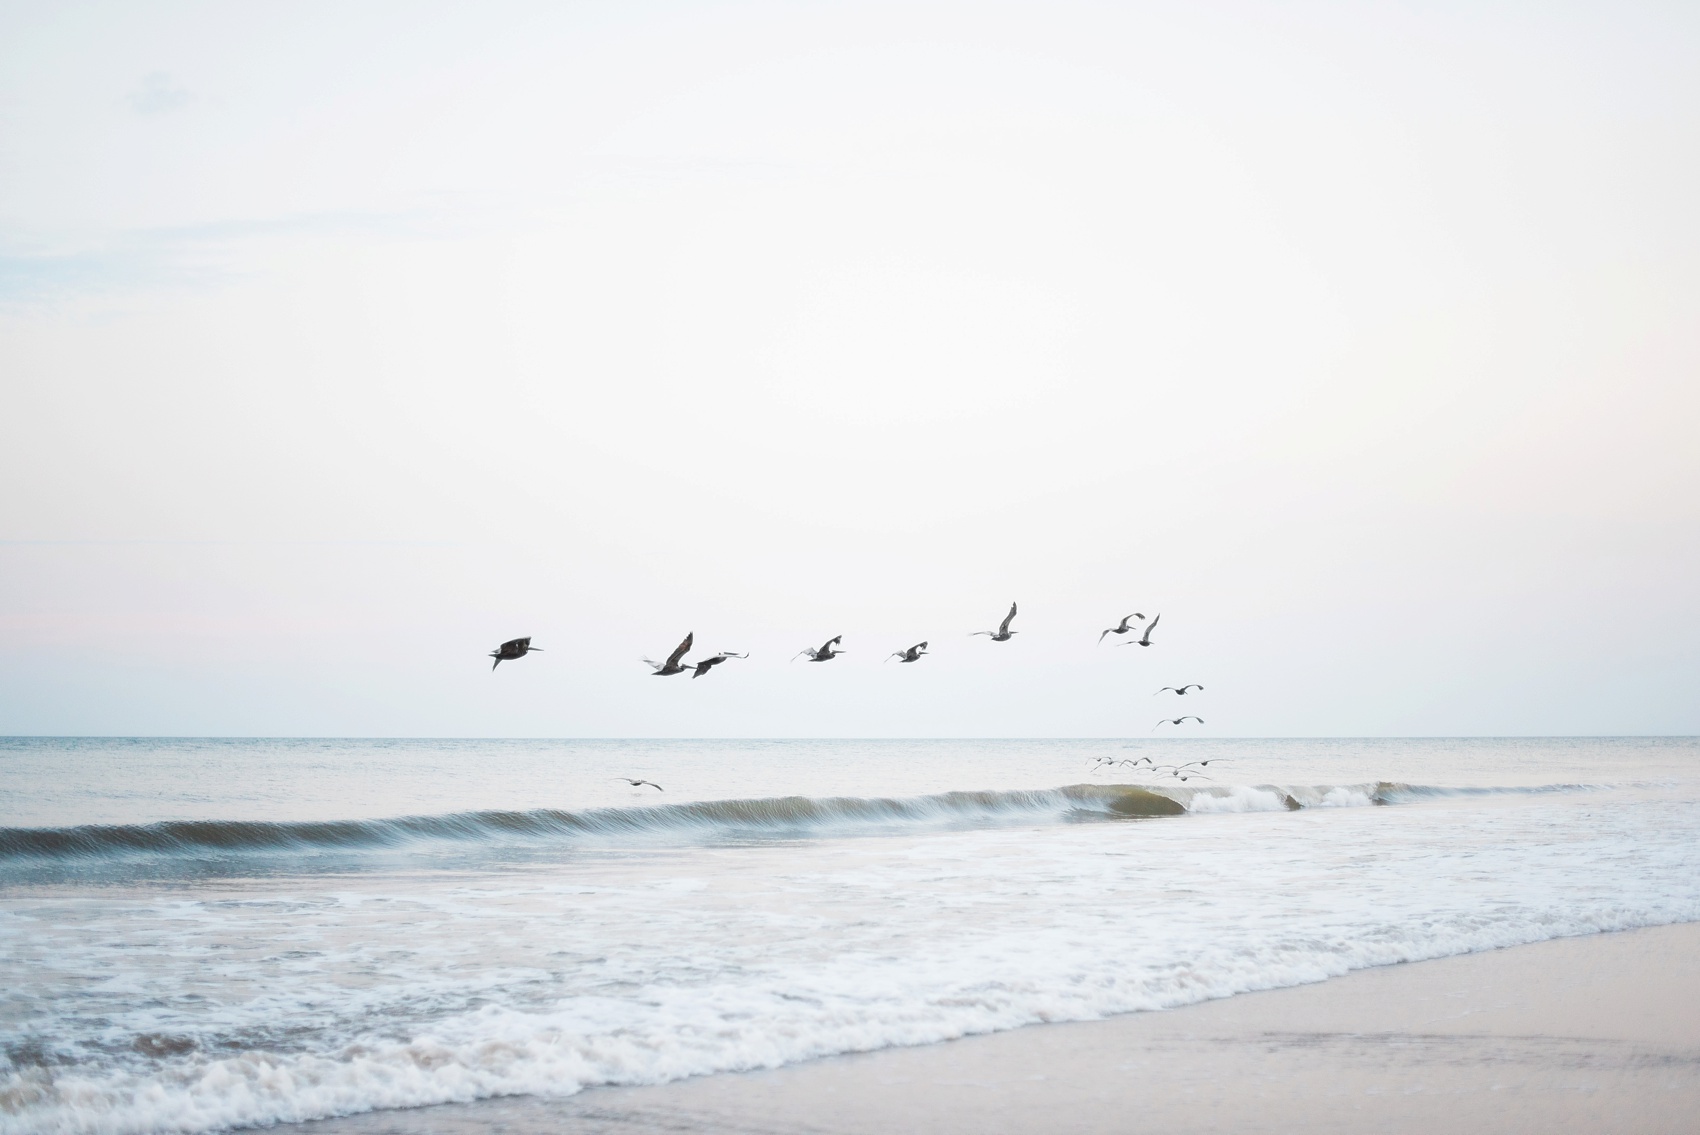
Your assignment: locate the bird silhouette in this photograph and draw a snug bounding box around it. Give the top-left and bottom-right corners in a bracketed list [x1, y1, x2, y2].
[794, 636, 846, 662]
[1153, 715, 1203, 729]
[1098, 613, 1146, 644]
[614, 778, 663, 791]
[1156, 684, 1203, 696]
[887, 642, 929, 663]
[643, 632, 694, 676]
[691, 651, 748, 678]
[1121, 613, 1160, 647]
[972, 603, 1019, 642]
[489, 637, 541, 670]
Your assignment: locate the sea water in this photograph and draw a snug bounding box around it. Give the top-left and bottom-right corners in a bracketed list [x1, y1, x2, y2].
[2, 737, 1697, 1134]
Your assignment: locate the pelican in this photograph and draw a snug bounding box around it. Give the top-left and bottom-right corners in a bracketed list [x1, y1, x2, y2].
[794, 635, 845, 662]
[643, 632, 694, 676]
[1153, 716, 1203, 730]
[972, 602, 1018, 642]
[887, 642, 929, 663]
[1098, 613, 1146, 644]
[691, 651, 748, 678]
[614, 778, 663, 791]
[1156, 684, 1204, 696]
[489, 637, 541, 670]
[1121, 612, 1160, 647]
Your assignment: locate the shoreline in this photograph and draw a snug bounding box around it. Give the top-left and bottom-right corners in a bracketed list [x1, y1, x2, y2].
[299, 920, 1700, 1134]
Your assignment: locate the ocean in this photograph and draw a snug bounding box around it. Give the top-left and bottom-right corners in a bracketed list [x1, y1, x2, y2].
[3, 736, 1697, 1135]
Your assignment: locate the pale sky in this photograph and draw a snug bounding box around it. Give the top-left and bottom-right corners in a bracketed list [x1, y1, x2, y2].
[2, 0, 1696, 737]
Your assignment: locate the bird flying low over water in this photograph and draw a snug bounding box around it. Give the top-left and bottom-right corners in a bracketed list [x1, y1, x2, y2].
[972, 602, 1018, 642]
[1153, 716, 1203, 729]
[1156, 684, 1204, 696]
[888, 642, 929, 663]
[614, 778, 663, 791]
[644, 632, 694, 676]
[1120, 612, 1160, 647]
[794, 636, 846, 662]
[489, 637, 541, 670]
[691, 651, 748, 678]
[1098, 613, 1146, 644]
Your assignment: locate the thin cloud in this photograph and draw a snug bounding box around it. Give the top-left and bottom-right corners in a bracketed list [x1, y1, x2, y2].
[128, 72, 194, 115]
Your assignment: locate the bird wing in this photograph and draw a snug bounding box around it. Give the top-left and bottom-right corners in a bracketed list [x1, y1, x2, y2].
[916, 642, 927, 652]
[1141, 613, 1160, 642]
[822, 635, 842, 651]
[665, 632, 693, 669]
[999, 603, 1017, 633]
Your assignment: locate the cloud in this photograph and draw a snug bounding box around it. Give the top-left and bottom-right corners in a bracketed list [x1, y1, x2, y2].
[128, 72, 194, 115]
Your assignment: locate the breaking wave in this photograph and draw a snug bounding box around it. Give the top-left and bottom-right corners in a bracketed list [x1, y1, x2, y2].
[0, 782, 1595, 868]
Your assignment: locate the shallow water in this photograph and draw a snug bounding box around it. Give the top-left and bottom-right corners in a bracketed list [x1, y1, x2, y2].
[2, 737, 1697, 1135]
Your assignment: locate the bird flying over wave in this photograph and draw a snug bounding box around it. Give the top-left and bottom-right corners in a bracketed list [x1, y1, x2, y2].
[1153, 715, 1203, 730]
[489, 637, 541, 670]
[614, 778, 663, 791]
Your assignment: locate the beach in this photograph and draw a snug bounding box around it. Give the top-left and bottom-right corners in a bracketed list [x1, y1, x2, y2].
[301, 921, 1700, 1135]
[5, 737, 1699, 1135]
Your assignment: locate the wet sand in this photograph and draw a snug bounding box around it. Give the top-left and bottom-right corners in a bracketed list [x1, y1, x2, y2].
[302, 922, 1700, 1135]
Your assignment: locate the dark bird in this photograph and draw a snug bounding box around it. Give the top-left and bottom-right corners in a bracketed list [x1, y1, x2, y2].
[489, 637, 541, 670]
[794, 635, 846, 662]
[1153, 716, 1204, 729]
[1098, 613, 1147, 644]
[1121, 612, 1160, 647]
[691, 651, 748, 678]
[972, 602, 1019, 642]
[614, 778, 663, 791]
[1156, 684, 1204, 696]
[643, 632, 694, 676]
[887, 642, 929, 663]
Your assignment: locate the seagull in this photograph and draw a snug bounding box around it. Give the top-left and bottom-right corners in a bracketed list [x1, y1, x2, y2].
[1121, 613, 1160, 647]
[1098, 613, 1146, 644]
[887, 642, 929, 663]
[794, 635, 845, 662]
[1156, 684, 1204, 696]
[643, 632, 694, 676]
[1153, 716, 1203, 729]
[972, 602, 1018, 642]
[614, 778, 663, 791]
[489, 637, 541, 670]
[691, 651, 748, 678]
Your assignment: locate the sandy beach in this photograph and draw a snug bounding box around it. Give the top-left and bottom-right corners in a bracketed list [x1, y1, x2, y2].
[298, 921, 1700, 1135]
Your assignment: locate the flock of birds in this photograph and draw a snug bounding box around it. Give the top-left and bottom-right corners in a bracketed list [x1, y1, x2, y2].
[489, 604, 1217, 790]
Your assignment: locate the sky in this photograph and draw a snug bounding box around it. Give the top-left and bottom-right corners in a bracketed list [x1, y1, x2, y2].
[1, 0, 1697, 737]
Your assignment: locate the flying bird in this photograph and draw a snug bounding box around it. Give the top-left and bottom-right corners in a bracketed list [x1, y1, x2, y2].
[794, 635, 846, 662]
[1156, 684, 1204, 696]
[1153, 716, 1204, 729]
[1098, 613, 1147, 644]
[489, 637, 541, 670]
[614, 778, 663, 791]
[643, 632, 694, 676]
[887, 642, 929, 663]
[972, 602, 1019, 642]
[691, 651, 748, 678]
[1121, 613, 1160, 647]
